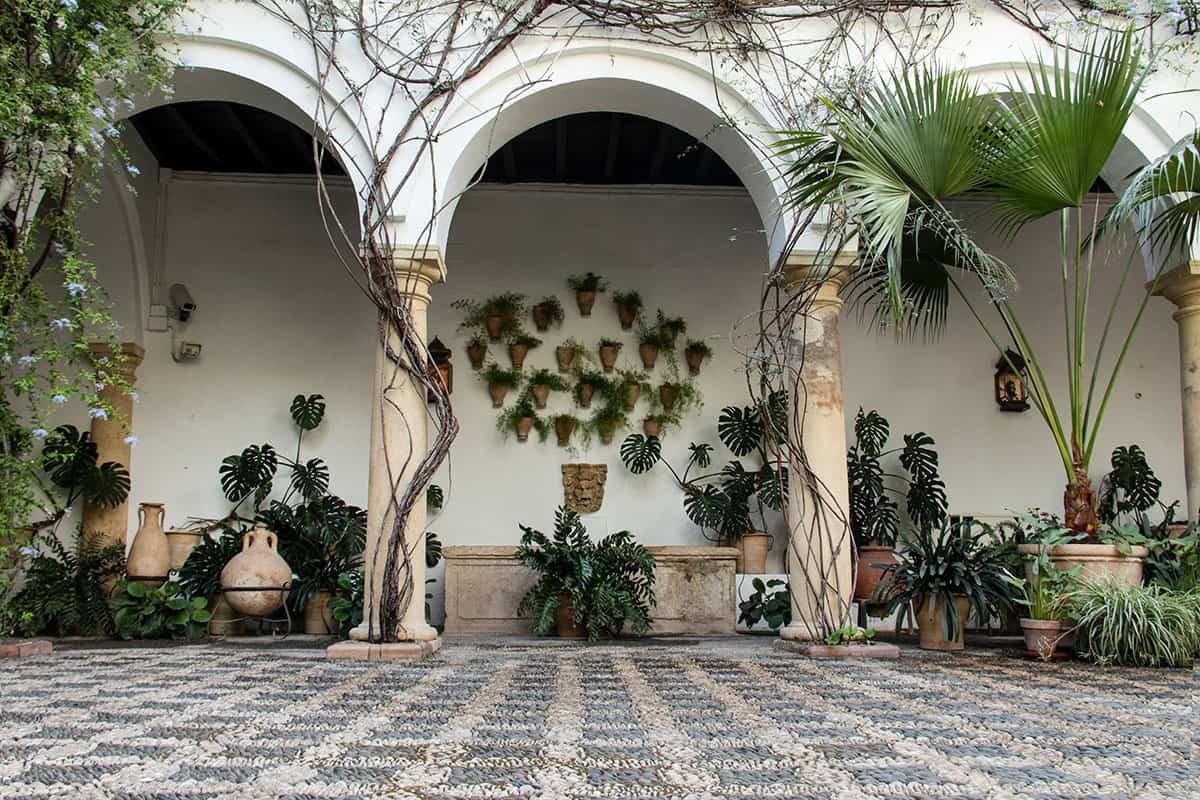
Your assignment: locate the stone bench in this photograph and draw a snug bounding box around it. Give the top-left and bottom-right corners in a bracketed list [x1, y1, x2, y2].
[443, 545, 738, 636]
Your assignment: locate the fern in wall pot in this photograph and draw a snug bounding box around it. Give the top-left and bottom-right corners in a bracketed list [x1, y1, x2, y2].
[516, 506, 656, 640]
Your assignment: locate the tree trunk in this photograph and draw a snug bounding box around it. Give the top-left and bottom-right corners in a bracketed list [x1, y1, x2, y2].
[1063, 440, 1099, 538]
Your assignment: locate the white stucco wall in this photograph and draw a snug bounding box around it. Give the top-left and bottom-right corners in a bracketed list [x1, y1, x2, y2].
[80, 174, 1185, 578]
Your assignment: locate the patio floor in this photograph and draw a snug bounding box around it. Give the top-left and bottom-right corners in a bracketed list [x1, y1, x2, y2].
[0, 637, 1195, 799]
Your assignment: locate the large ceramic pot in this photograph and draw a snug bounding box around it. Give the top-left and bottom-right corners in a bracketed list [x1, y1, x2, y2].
[854, 545, 897, 601]
[555, 594, 585, 638]
[1019, 618, 1065, 658]
[165, 529, 203, 572]
[914, 594, 970, 651]
[736, 532, 770, 574]
[208, 594, 241, 636]
[127, 502, 170, 585]
[303, 591, 336, 635]
[1017, 543, 1148, 588]
[220, 523, 292, 617]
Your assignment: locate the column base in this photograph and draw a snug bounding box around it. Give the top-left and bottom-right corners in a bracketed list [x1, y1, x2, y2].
[779, 623, 822, 642]
[326, 638, 441, 660]
[349, 621, 440, 642]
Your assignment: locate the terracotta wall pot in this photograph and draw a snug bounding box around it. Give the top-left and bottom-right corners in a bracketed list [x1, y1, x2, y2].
[576, 290, 597, 316]
[1019, 618, 1064, 658]
[578, 384, 594, 408]
[555, 594, 586, 638]
[562, 463, 608, 513]
[532, 384, 550, 409]
[165, 530, 203, 573]
[508, 344, 529, 370]
[467, 342, 487, 369]
[659, 384, 680, 411]
[616, 304, 636, 330]
[854, 545, 897, 601]
[658, 326, 679, 349]
[736, 532, 770, 574]
[303, 590, 336, 635]
[554, 418, 576, 447]
[556, 346, 576, 373]
[488, 383, 509, 408]
[685, 349, 705, 376]
[208, 594, 241, 636]
[914, 594, 969, 651]
[599, 346, 618, 372]
[532, 304, 553, 332]
[220, 523, 292, 617]
[643, 418, 662, 437]
[127, 502, 170, 585]
[1017, 543, 1148, 588]
[598, 424, 617, 445]
[485, 314, 505, 341]
[639, 343, 659, 369]
[623, 383, 640, 411]
[516, 416, 534, 442]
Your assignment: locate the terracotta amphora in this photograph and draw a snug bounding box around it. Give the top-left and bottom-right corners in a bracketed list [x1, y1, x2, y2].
[220, 523, 292, 617]
[126, 502, 170, 585]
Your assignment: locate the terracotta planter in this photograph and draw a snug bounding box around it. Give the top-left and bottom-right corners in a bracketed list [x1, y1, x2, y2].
[914, 594, 970, 651]
[485, 313, 505, 341]
[854, 545, 897, 601]
[554, 417, 576, 447]
[515, 415, 535, 442]
[208, 594, 241, 636]
[127, 502, 170, 585]
[643, 418, 662, 437]
[659, 384, 680, 412]
[562, 463, 607, 513]
[578, 383, 594, 409]
[488, 382, 509, 408]
[575, 290, 596, 317]
[220, 523, 292, 618]
[639, 343, 659, 369]
[622, 382, 641, 411]
[598, 423, 617, 445]
[509, 343, 529, 370]
[659, 326, 680, 349]
[531, 303, 554, 332]
[303, 590, 336, 635]
[556, 346, 577, 373]
[532, 384, 550, 409]
[1017, 543, 1148, 588]
[555, 594, 586, 638]
[599, 345, 619, 372]
[467, 341, 487, 369]
[165, 529, 203, 573]
[616, 304, 636, 330]
[736, 532, 770, 574]
[1020, 618, 1065, 658]
[685, 348, 706, 376]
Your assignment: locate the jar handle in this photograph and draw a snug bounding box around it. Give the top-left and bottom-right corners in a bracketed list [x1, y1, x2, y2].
[265, 531, 277, 551]
[242, 531, 254, 552]
[137, 505, 145, 528]
[156, 505, 165, 527]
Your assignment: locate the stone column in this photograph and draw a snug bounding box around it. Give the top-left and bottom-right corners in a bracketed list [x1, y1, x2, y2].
[81, 342, 145, 551]
[330, 245, 443, 660]
[1157, 261, 1200, 522]
[779, 254, 855, 641]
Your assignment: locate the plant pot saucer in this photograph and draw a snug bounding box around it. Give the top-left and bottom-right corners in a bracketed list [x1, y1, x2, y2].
[773, 640, 900, 659]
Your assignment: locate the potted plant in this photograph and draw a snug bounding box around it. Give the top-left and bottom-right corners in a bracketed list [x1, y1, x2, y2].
[1015, 527, 1080, 659]
[642, 414, 672, 438]
[480, 363, 521, 407]
[465, 333, 488, 370]
[636, 322, 662, 368]
[592, 405, 627, 446]
[530, 295, 564, 332]
[597, 338, 623, 372]
[656, 381, 698, 415]
[497, 397, 539, 443]
[556, 338, 586, 373]
[655, 310, 687, 349]
[452, 293, 526, 342]
[617, 369, 649, 411]
[110, 580, 212, 640]
[567, 272, 608, 316]
[507, 332, 541, 370]
[683, 339, 712, 376]
[877, 519, 1016, 651]
[527, 368, 568, 409]
[738, 578, 791, 632]
[177, 528, 243, 636]
[516, 506, 656, 640]
[612, 290, 643, 330]
[575, 370, 609, 409]
[553, 414, 579, 447]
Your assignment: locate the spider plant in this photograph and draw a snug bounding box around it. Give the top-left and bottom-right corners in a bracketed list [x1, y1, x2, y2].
[778, 30, 1197, 539]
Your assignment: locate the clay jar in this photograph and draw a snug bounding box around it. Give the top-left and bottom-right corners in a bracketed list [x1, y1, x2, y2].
[220, 522, 292, 617]
[127, 502, 170, 585]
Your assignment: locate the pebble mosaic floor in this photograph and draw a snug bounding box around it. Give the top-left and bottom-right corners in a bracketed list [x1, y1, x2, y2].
[0, 638, 1196, 799]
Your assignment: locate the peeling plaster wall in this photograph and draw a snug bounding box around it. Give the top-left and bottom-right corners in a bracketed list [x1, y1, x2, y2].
[80, 177, 1184, 581]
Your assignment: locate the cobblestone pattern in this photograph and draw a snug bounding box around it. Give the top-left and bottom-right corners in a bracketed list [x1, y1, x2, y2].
[0, 641, 1195, 799]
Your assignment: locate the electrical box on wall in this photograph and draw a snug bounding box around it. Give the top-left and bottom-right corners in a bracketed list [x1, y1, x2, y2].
[147, 304, 170, 332]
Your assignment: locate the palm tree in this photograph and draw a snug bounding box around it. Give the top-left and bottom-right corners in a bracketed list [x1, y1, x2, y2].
[778, 29, 1198, 538]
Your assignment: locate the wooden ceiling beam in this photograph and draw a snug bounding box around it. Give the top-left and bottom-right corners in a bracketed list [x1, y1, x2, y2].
[219, 103, 273, 172]
[162, 104, 223, 169]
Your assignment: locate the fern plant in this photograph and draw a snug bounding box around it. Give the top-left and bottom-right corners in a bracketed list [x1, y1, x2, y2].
[2, 528, 124, 636]
[176, 528, 242, 600]
[516, 506, 656, 640]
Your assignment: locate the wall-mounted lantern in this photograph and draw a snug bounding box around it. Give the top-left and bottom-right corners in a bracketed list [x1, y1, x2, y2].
[994, 349, 1029, 412]
[428, 336, 452, 401]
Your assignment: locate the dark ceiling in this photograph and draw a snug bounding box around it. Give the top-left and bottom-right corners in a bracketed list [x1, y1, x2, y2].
[130, 103, 743, 187]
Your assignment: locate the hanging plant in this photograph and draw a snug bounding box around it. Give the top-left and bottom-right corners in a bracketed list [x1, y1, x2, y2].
[530, 296, 565, 332]
[643, 414, 672, 438]
[612, 290, 644, 330]
[527, 368, 569, 409]
[617, 369, 649, 411]
[636, 322, 662, 369]
[684, 339, 713, 376]
[567, 272, 609, 316]
[497, 397, 539, 443]
[553, 414, 579, 447]
[657, 381, 700, 415]
[480, 363, 522, 408]
[592, 405, 629, 446]
[465, 333, 488, 370]
[507, 333, 542, 370]
[453, 294, 526, 342]
[656, 309, 688, 349]
[575, 370, 610, 409]
[556, 338, 586, 373]
[598, 338, 623, 372]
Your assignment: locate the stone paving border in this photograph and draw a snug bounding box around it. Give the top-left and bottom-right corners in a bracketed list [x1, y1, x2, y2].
[0, 639, 52, 659]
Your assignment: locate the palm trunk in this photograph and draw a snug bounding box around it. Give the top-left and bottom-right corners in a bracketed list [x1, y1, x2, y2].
[1063, 438, 1099, 538]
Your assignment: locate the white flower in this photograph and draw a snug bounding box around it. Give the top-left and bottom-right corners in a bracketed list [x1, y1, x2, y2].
[60, 0, 77, 8]
[123, 435, 138, 447]
[51, 394, 67, 404]
[92, 107, 105, 120]
[19, 546, 41, 558]
[66, 282, 86, 297]
[49, 317, 71, 330]
[31, 428, 49, 439]
[130, 391, 139, 404]
[126, 164, 140, 177]
[88, 408, 108, 421]
[86, 41, 100, 55]
[18, 355, 37, 367]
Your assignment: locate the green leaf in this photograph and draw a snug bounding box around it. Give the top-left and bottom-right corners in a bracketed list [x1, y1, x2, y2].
[619, 434, 662, 475]
[290, 394, 326, 431]
[717, 405, 764, 457]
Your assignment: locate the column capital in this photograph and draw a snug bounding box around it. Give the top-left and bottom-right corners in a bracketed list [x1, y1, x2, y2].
[367, 243, 445, 308]
[88, 342, 145, 378]
[782, 250, 854, 309]
[1154, 260, 1200, 322]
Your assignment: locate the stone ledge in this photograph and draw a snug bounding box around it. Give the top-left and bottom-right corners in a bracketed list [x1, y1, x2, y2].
[773, 640, 900, 659]
[0, 639, 53, 659]
[326, 639, 441, 660]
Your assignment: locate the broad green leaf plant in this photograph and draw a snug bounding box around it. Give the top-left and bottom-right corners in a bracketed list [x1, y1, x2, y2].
[779, 29, 1198, 539]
